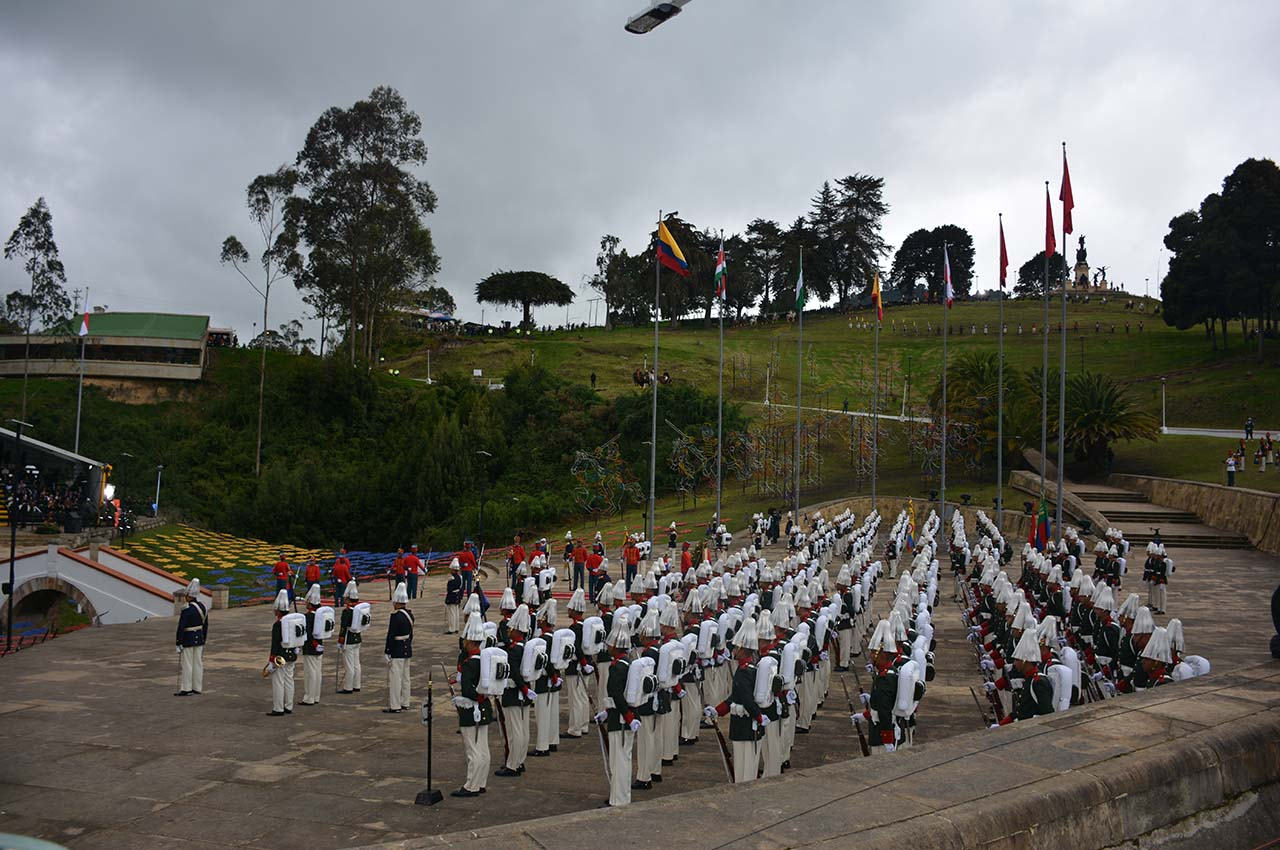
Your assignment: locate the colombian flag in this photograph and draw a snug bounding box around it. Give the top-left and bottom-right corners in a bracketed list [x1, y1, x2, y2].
[1029, 499, 1051, 551]
[658, 221, 690, 277]
[871, 272, 883, 322]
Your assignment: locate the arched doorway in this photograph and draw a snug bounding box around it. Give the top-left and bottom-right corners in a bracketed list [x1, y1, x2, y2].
[3, 576, 98, 636]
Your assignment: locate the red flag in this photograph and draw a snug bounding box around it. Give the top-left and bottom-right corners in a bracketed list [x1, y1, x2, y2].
[1060, 144, 1074, 236]
[943, 245, 954, 308]
[998, 216, 1008, 288]
[1045, 184, 1056, 259]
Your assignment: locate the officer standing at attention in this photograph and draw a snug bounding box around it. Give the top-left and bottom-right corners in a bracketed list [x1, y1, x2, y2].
[175, 578, 207, 696]
[267, 589, 297, 716]
[337, 580, 363, 694]
[300, 584, 326, 706]
[383, 583, 414, 713]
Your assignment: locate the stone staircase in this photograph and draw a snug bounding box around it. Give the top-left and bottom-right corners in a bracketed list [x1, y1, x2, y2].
[1102, 509, 1201, 524]
[1073, 486, 1254, 550]
[1072, 490, 1147, 503]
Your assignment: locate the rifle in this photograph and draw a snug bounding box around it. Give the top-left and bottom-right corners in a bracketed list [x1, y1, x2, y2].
[439, 662, 464, 735]
[707, 714, 735, 783]
[585, 670, 611, 782]
[969, 685, 996, 726]
[839, 677, 871, 757]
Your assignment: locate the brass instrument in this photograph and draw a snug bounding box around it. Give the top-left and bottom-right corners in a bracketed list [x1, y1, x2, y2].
[261, 655, 287, 678]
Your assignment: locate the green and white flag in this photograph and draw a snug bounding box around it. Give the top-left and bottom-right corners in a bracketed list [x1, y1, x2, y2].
[795, 254, 806, 311]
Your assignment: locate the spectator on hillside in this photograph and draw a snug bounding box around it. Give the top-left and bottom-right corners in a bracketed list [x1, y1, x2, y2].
[1245, 416, 1255, 439]
[1225, 453, 1237, 487]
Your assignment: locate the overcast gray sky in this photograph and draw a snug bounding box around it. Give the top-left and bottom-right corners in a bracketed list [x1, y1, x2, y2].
[1, 1, 1276, 337]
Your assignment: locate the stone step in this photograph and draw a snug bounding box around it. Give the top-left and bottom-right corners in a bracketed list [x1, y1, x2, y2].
[1104, 510, 1202, 523]
[1125, 532, 1253, 550]
[1074, 490, 1147, 503]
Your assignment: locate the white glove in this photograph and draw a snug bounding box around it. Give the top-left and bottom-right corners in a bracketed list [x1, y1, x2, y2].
[979, 657, 995, 672]
[1056, 636, 1067, 648]
[582, 664, 595, 675]
[175, 645, 182, 654]
[851, 713, 865, 727]
[704, 705, 718, 719]
[969, 624, 983, 634]
[865, 663, 875, 674]
[883, 743, 897, 753]
[1091, 671, 1104, 682]
[451, 696, 468, 708]
[384, 654, 392, 663]
[966, 632, 980, 644]
[785, 690, 798, 705]
[989, 722, 1001, 730]
[758, 716, 771, 729]
[859, 692, 870, 706]
[820, 651, 829, 662]
[984, 681, 998, 693]
[1102, 681, 1117, 697]
[594, 710, 608, 723]
[628, 718, 641, 732]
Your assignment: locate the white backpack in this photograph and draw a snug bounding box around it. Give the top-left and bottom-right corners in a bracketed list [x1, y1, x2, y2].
[479, 647, 510, 696]
[893, 659, 921, 718]
[550, 628, 576, 670]
[349, 602, 372, 633]
[581, 616, 605, 655]
[696, 620, 717, 658]
[520, 638, 549, 681]
[657, 640, 687, 687]
[781, 641, 801, 689]
[1047, 664, 1074, 712]
[753, 655, 780, 706]
[280, 612, 307, 649]
[482, 621, 498, 648]
[624, 656, 657, 707]
[311, 606, 336, 640]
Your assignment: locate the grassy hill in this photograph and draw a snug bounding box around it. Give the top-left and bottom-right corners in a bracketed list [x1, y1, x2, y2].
[390, 297, 1280, 430]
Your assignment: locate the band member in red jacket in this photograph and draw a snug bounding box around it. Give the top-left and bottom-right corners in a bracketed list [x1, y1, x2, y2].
[331, 550, 352, 607]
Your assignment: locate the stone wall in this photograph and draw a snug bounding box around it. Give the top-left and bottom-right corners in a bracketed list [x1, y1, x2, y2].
[1109, 473, 1280, 554]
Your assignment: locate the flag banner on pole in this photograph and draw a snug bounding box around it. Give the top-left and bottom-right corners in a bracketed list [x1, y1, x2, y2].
[1029, 498, 1051, 551]
[657, 221, 690, 277]
[871, 272, 883, 321]
[795, 255, 806, 311]
[943, 245, 954, 308]
[79, 299, 90, 337]
[714, 240, 727, 300]
[1060, 145, 1075, 236]
[999, 217, 1009, 288]
[905, 498, 916, 550]
[1045, 185, 1056, 258]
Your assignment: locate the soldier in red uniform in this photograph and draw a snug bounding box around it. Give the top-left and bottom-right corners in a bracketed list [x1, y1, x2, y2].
[272, 553, 293, 602]
[404, 545, 424, 599]
[331, 549, 352, 607]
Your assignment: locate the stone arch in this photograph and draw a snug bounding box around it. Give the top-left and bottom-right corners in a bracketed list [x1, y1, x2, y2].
[4, 575, 99, 629]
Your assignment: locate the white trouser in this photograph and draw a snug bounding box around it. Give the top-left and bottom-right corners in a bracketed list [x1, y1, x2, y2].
[550, 690, 561, 747]
[462, 724, 490, 792]
[303, 654, 323, 703]
[838, 629, 852, 668]
[660, 707, 678, 761]
[341, 643, 362, 690]
[597, 661, 612, 709]
[761, 718, 783, 777]
[733, 738, 760, 783]
[782, 710, 796, 761]
[852, 620, 863, 656]
[680, 681, 702, 740]
[636, 714, 658, 780]
[609, 729, 633, 806]
[535, 691, 553, 751]
[567, 674, 591, 735]
[388, 657, 411, 710]
[505, 705, 530, 770]
[178, 645, 204, 693]
[889, 558, 899, 578]
[1152, 583, 1167, 611]
[446, 604, 460, 633]
[271, 661, 295, 712]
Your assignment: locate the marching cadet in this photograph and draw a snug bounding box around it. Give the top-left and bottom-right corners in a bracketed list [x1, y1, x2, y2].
[757, 609, 787, 778]
[855, 620, 900, 753]
[679, 589, 705, 746]
[267, 589, 297, 716]
[668, 520, 679, 551]
[496, 587, 517, 646]
[451, 612, 495, 797]
[834, 568, 854, 672]
[496, 604, 534, 777]
[444, 560, 464, 634]
[1135, 626, 1175, 689]
[564, 589, 594, 738]
[1148, 545, 1173, 614]
[633, 611, 663, 790]
[337, 580, 363, 694]
[532, 599, 562, 757]
[595, 581, 617, 709]
[563, 531, 575, 584]
[383, 583, 414, 713]
[657, 603, 684, 771]
[597, 611, 639, 807]
[706, 617, 766, 783]
[300, 584, 325, 706]
[174, 578, 207, 696]
[997, 630, 1055, 723]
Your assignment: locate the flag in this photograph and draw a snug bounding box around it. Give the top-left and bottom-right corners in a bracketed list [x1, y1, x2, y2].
[1045, 185, 1056, 259]
[714, 240, 727, 300]
[1060, 145, 1074, 236]
[871, 272, 883, 322]
[79, 299, 90, 337]
[943, 245, 954, 308]
[905, 498, 916, 550]
[795, 254, 806, 311]
[998, 217, 1009, 289]
[657, 221, 690, 277]
[1029, 499, 1051, 551]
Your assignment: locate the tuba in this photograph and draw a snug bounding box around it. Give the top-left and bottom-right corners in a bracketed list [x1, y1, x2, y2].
[261, 655, 287, 678]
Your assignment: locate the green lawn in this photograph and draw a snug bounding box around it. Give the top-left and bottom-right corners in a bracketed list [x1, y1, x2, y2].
[1108, 434, 1280, 493]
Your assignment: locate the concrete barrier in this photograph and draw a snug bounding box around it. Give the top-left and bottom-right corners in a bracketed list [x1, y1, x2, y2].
[346, 664, 1280, 850]
[1109, 473, 1280, 555]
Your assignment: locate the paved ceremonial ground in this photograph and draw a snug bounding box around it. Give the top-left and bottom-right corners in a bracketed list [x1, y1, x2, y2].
[0, 511, 1276, 850]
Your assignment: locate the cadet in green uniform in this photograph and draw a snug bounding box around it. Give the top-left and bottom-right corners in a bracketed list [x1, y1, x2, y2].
[451, 612, 495, 797]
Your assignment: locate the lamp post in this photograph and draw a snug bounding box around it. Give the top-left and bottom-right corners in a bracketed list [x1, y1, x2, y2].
[475, 450, 492, 555]
[5, 419, 33, 651]
[154, 465, 165, 517]
[1160, 378, 1167, 433]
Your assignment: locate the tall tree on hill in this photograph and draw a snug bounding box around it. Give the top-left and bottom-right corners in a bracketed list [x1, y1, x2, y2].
[1218, 158, 1280, 361]
[590, 234, 622, 330]
[889, 225, 974, 302]
[721, 232, 763, 318]
[834, 174, 890, 303]
[807, 181, 841, 305]
[4, 197, 69, 424]
[221, 165, 298, 477]
[744, 218, 784, 310]
[1013, 251, 1068, 299]
[283, 85, 440, 365]
[475, 270, 574, 330]
[779, 217, 816, 311]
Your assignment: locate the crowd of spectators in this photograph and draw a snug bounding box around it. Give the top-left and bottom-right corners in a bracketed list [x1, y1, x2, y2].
[2, 466, 95, 531]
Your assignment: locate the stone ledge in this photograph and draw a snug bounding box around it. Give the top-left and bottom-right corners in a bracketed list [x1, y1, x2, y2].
[1108, 473, 1280, 554]
[346, 665, 1280, 850]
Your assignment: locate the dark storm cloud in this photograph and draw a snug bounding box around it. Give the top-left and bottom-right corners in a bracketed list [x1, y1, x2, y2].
[1, 1, 1277, 337]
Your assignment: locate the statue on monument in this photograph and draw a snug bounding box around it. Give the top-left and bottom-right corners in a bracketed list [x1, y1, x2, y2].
[1076, 235, 1087, 265]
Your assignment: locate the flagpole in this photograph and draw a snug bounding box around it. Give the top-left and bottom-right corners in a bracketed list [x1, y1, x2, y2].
[940, 245, 948, 525]
[871, 291, 879, 512]
[794, 250, 803, 523]
[996, 218, 1005, 531]
[1040, 182, 1050, 506]
[74, 285, 89, 455]
[1055, 143, 1069, 539]
[715, 230, 724, 530]
[648, 211, 661, 550]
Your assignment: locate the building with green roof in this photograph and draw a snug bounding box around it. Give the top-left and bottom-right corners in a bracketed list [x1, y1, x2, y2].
[0, 311, 212, 382]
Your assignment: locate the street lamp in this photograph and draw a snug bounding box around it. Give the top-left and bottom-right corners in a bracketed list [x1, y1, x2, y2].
[475, 451, 492, 553]
[624, 0, 692, 34]
[5, 419, 32, 652]
[154, 465, 165, 517]
[1160, 378, 1167, 433]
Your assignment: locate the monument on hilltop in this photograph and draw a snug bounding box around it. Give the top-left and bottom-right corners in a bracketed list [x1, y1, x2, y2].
[1068, 235, 1111, 293]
